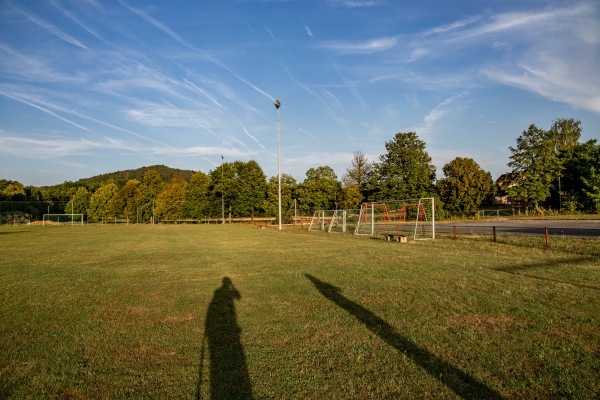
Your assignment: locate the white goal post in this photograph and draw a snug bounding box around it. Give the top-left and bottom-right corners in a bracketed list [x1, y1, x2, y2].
[308, 209, 361, 233]
[43, 214, 84, 226]
[354, 198, 435, 240]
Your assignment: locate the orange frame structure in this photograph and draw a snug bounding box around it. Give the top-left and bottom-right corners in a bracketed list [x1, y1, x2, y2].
[360, 203, 391, 223]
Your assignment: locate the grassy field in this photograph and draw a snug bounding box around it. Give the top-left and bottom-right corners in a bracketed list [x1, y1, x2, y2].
[1, 224, 599, 399]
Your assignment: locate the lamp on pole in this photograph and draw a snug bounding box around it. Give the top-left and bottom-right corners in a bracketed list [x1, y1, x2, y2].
[274, 99, 282, 230]
[221, 155, 225, 224]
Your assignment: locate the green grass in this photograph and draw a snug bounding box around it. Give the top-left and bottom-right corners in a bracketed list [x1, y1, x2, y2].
[1, 224, 599, 399]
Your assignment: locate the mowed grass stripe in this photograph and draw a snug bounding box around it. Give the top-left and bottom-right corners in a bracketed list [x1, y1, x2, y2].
[0, 225, 598, 399]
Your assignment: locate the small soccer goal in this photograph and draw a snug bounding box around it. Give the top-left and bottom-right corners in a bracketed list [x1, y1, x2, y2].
[308, 209, 361, 233]
[42, 214, 84, 226]
[354, 198, 435, 240]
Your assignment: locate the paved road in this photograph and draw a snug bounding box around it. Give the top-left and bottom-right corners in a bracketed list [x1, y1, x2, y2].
[436, 219, 600, 239]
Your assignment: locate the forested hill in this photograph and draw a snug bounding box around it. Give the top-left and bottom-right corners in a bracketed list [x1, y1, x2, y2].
[76, 165, 195, 185]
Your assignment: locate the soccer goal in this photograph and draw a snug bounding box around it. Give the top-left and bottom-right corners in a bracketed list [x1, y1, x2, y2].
[308, 210, 336, 232]
[42, 214, 84, 226]
[354, 198, 435, 240]
[308, 209, 361, 233]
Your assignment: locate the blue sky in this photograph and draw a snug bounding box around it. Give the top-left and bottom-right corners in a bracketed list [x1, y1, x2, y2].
[1, 0, 599, 187]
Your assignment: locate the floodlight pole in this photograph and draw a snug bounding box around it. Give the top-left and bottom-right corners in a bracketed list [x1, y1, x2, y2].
[274, 99, 282, 230]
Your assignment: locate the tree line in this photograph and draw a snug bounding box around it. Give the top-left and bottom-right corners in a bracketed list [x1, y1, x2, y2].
[1, 117, 598, 224]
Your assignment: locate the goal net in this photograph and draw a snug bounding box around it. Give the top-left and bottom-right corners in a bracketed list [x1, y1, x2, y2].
[43, 214, 84, 226]
[354, 198, 435, 240]
[308, 209, 361, 233]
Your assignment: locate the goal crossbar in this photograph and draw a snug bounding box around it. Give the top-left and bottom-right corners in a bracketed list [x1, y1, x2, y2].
[354, 198, 435, 240]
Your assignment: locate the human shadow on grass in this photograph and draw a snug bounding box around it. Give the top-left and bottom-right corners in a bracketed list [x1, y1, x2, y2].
[305, 273, 503, 400]
[196, 277, 252, 400]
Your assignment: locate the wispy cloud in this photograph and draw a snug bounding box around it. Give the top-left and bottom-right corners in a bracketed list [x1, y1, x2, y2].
[322, 36, 397, 54]
[0, 90, 91, 132]
[118, 0, 191, 48]
[0, 131, 248, 161]
[419, 16, 481, 37]
[148, 145, 249, 158]
[183, 78, 227, 110]
[412, 92, 468, 139]
[7, 2, 87, 49]
[0, 44, 87, 83]
[483, 62, 600, 113]
[238, 121, 265, 150]
[121, 1, 275, 102]
[48, 0, 105, 42]
[0, 134, 134, 158]
[304, 25, 314, 38]
[0, 89, 171, 146]
[329, 0, 379, 8]
[376, 2, 600, 112]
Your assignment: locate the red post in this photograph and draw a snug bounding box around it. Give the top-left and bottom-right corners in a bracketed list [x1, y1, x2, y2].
[545, 227, 549, 247]
[493, 226, 496, 242]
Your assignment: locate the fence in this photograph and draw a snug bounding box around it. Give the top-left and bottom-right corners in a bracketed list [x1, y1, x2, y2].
[438, 224, 599, 246]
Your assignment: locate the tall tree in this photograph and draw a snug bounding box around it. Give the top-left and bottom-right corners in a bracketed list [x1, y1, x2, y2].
[0, 180, 26, 200]
[209, 161, 236, 221]
[155, 176, 187, 220]
[560, 139, 600, 212]
[296, 166, 342, 213]
[111, 179, 141, 222]
[551, 118, 582, 152]
[339, 184, 363, 209]
[233, 160, 267, 218]
[65, 187, 91, 218]
[342, 151, 372, 207]
[263, 174, 298, 218]
[184, 172, 212, 219]
[505, 124, 560, 212]
[208, 160, 266, 220]
[343, 151, 371, 188]
[366, 132, 436, 201]
[87, 182, 118, 222]
[437, 157, 493, 215]
[137, 170, 164, 223]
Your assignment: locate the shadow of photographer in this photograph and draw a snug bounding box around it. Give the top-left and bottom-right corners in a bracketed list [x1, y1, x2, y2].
[197, 277, 252, 400]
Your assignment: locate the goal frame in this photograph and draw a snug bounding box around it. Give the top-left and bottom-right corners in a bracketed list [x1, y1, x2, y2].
[43, 213, 84, 226]
[354, 198, 435, 240]
[308, 209, 361, 233]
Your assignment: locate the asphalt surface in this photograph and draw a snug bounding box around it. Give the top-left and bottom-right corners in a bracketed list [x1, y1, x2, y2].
[436, 219, 600, 239]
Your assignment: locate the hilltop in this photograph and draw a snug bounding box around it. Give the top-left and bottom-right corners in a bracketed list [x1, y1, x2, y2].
[74, 165, 196, 185]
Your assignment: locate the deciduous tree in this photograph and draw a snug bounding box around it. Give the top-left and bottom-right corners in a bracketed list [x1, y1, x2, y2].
[111, 179, 141, 222]
[437, 157, 493, 215]
[155, 176, 186, 220]
[87, 182, 118, 222]
[296, 166, 341, 213]
[560, 139, 600, 212]
[233, 160, 267, 218]
[65, 187, 91, 217]
[366, 132, 436, 201]
[137, 170, 164, 223]
[342, 151, 372, 207]
[184, 172, 212, 219]
[263, 174, 297, 218]
[505, 124, 560, 212]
